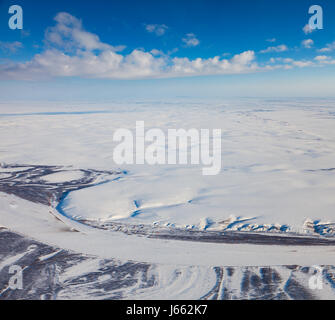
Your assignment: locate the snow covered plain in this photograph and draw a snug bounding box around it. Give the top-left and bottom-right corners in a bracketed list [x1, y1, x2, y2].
[3, 226, 335, 300]
[1, 98, 335, 299]
[1, 99, 335, 234]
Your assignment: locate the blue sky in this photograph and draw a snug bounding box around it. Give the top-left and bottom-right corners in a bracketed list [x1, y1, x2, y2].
[0, 0, 335, 100]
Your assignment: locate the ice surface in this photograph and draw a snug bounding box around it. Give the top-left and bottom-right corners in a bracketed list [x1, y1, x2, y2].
[1, 192, 335, 266]
[1, 99, 335, 234]
[40, 171, 84, 183]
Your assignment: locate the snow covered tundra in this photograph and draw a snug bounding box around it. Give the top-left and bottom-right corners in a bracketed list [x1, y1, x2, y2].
[1, 99, 335, 300]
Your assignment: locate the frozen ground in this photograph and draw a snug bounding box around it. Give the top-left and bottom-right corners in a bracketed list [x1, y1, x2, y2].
[1, 98, 335, 299]
[2, 227, 335, 300]
[1, 99, 335, 234]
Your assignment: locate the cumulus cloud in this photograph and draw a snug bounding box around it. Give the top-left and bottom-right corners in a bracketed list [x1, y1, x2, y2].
[302, 39, 314, 48]
[291, 60, 314, 68]
[45, 12, 125, 52]
[314, 55, 329, 61]
[260, 44, 288, 53]
[303, 24, 314, 35]
[319, 41, 335, 53]
[0, 47, 259, 80]
[267, 56, 335, 69]
[182, 33, 200, 47]
[0, 41, 23, 53]
[314, 55, 335, 65]
[145, 24, 168, 36]
[0, 13, 259, 80]
[0, 13, 320, 81]
[269, 57, 293, 64]
[170, 50, 257, 76]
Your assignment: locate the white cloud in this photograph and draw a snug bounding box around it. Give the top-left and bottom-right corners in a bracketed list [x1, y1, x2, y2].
[302, 39, 314, 48]
[314, 55, 335, 65]
[319, 41, 335, 53]
[266, 38, 276, 43]
[268, 57, 320, 69]
[0, 13, 323, 81]
[283, 58, 294, 63]
[291, 60, 313, 68]
[145, 24, 168, 36]
[0, 13, 259, 80]
[314, 55, 329, 61]
[269, 54, 335, 68]
[303, 24, 314, 35]
[44, 12, 125, 53]
[150, 49, 164, 56]
[0, 48, 260, 80]
[0, 41, 23, 53]
[170, 51, 257, 76]
[182, 33, 200, 47]
[260, 44, 288, 53]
